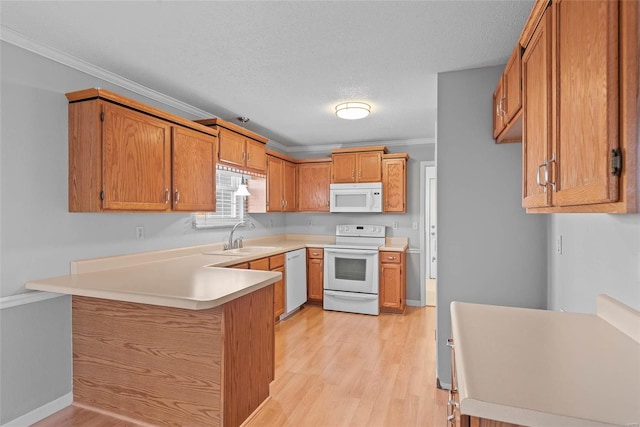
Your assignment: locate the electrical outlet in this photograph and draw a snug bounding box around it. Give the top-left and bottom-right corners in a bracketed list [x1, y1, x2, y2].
[392, 221, 399, 230]
[556, 235, 562, 254]
[136, 226, 145, 240]
[308, 219, 313, 227]
[412, 222, 418, 230]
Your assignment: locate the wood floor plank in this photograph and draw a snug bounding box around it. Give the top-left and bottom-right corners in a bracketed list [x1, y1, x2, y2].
[34, 305, 449, 427]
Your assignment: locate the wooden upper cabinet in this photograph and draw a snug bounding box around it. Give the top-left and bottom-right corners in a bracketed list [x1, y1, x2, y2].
[552, 0, 619, 207]
[519, 0, 637, 213]
[67, 88, 218, 213]
[382, 155, 408, 213]
[217, 127, 245, 167]
[171, 127, 217, 212]
[283, 161, 297, 212]
[331, 147, 385, 183]
[266, 156, 284, 212]
[493, 45, 523, 143]
[197, 118, 268, 173]
[297, 161, 331, 212]
[102, 102, 172, 211]
[522, 5, 552, 209]
[332, 153, 358, 183]
[246, 139, 267, 171]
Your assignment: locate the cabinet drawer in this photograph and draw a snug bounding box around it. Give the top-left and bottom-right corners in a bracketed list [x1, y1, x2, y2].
[269, 253, 285, 269]
[380, 251, 401, 264]
[307, 248, 324, 259]
[249, 257, 270, 271]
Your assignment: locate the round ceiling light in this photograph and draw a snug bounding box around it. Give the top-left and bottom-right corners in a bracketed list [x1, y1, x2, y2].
[335, 102, 371, 120]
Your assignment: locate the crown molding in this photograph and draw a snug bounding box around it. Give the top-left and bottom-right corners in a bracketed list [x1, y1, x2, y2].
[0, 26, 214, 119]
[284, 137, 436, 155]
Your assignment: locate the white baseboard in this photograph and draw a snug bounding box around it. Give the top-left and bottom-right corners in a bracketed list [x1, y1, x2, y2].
[406, 299, 422, 307]
[1, 392, 72, 427]
[0, 291, 65, 310]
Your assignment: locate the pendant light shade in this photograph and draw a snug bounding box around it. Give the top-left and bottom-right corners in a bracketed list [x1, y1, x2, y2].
[236, 176, 250, 196]
[335, 102, 371, 120]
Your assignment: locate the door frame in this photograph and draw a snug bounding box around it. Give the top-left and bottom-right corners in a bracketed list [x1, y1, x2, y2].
[419, 161, 436, 307]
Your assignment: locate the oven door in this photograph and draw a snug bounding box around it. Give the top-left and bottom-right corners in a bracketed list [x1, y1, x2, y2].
[324, 247, 379, 294]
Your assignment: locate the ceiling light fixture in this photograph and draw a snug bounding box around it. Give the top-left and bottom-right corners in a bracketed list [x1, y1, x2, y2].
[335, 102, 371, 120]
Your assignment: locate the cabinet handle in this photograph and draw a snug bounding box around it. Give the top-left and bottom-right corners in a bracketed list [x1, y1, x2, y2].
[359, 170, 362, 179]
[247, 152, 251, 161]
[446, 339, 454, 349]
[448, 400, 459, 409]
[546, 154, 556, 192]
[164, 189, 170, 204]
[500, 97, 507, 117]
[387, 256, 395, 260]
[242, 152, 246, 161]
[536, 160, 548, 192]
[174, 189, 180, 203]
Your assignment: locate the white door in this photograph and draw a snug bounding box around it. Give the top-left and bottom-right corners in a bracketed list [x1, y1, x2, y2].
[426, 167, 437, 278]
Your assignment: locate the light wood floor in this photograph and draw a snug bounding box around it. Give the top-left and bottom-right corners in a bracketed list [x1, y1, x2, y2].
[34, 305, 449, 427]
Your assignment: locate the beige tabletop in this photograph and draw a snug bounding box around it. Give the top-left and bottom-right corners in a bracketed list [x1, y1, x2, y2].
[451, 300, 640, 427]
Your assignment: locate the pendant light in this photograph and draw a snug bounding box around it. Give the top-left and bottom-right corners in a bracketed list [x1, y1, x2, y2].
[236, 176, 250, 197]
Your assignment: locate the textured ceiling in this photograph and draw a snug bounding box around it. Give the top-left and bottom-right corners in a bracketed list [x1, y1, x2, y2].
[0, 1, 533, 151]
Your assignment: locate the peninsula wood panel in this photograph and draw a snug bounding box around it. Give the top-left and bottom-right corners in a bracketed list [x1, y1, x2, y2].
[223, 285, 274, 427]
[171, 126, 217, 211]
[297, 162, 331, 211]
[72, 296, 223, 426]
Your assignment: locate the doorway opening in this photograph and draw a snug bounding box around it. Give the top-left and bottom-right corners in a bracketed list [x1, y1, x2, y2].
[419, 162, 437, 307]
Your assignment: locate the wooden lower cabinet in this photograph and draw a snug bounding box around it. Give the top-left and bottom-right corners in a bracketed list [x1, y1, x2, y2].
[379, 251, 406, 313]
[306, 248, 324, 304]
[72, 288, 274, 427]
[461, 415, 524, 427]
[270, 254, 286, 320]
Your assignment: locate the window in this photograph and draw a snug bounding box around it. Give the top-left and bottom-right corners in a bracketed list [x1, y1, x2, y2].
[193, 167, 249, 228]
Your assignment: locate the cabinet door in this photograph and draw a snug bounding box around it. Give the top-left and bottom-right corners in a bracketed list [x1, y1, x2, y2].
[553, 0, 619, 206]
[503, 45, 522, 124]
[218, 128, 246, 168]
[267, 156, 284, 212]
[283, 161, 297, 212]
[332, 153, 357, 183]
[307, 257, 324, 302]
[382, 158, 406, 213]
[102, 103, 171, 211]
[492, 78, 505, 139]
[171, 127, 217, 212]
[522, 7, 552, 208]
[273, 266, 285, 320]
[358, 152, 382, 182]
[297, 163, 331, 212]
[246, 138, 266, 172]
[380, 263, 402, 310]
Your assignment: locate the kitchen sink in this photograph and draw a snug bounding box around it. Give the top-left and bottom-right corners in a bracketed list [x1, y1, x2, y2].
[203, 246, 280, 256]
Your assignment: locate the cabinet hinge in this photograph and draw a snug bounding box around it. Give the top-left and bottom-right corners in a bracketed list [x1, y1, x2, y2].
[99, 190, 105, 201]
[100, 111, 105, 122]
[611, 148, 622, 176]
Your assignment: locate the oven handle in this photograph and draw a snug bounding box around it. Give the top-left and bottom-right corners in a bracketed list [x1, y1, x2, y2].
[324, 290, 378, 301]
[324, 248, 379, 256]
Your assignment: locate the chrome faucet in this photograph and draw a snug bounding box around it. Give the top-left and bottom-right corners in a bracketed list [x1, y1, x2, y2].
[224, 220, 255, 250]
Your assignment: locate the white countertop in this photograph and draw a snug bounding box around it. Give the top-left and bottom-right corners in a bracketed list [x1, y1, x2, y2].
[451, 297, 640, 427]
[25, 234, 409, 310]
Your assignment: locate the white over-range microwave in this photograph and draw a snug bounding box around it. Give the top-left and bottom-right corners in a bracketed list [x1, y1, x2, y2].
[329, 182, 383, 213]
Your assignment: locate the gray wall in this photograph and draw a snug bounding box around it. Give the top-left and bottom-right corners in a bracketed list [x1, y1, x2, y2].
[0, 41, 288, 423]
[0, 41, 434, 423]
[548, 214, 640, 313]
[435, 66, 548, 386]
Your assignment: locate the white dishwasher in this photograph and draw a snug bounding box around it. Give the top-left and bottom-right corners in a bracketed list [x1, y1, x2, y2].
[284, 249, 307, 317]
